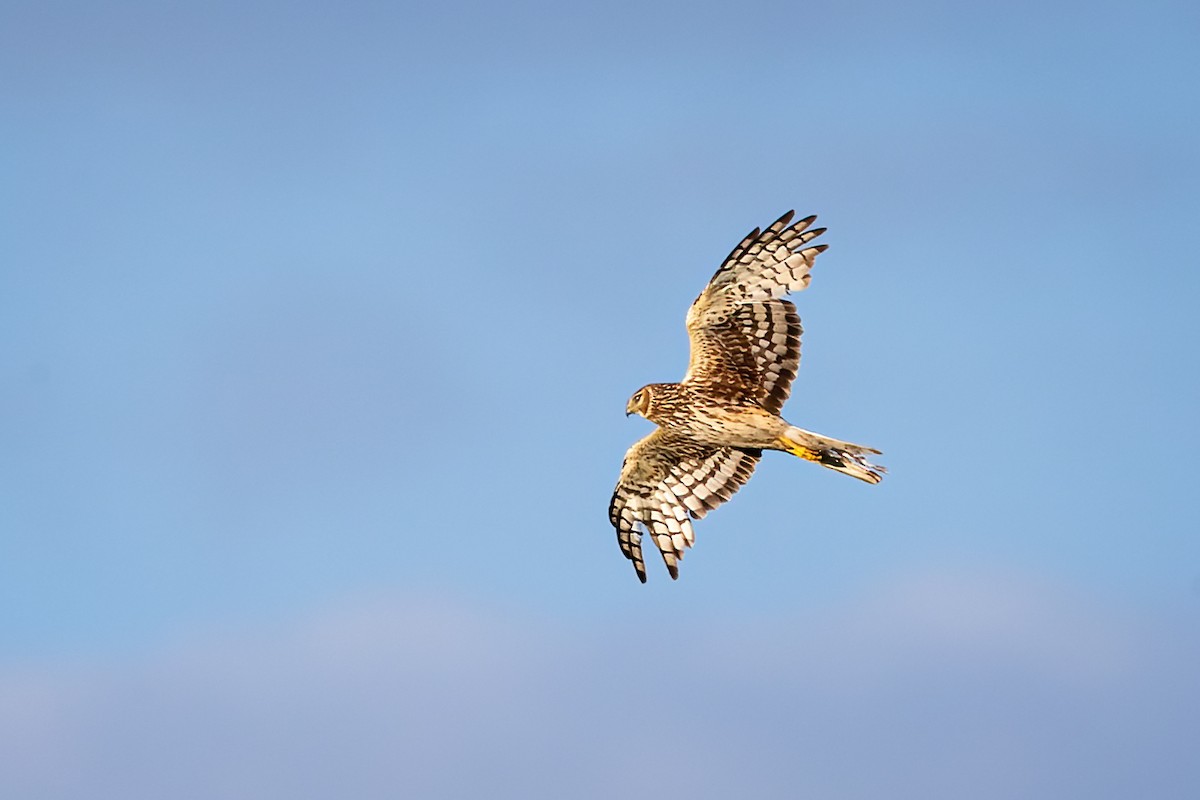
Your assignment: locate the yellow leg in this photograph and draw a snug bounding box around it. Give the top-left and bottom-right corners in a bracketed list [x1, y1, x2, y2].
[776, 434, 886, 484]
[776, 436, 823, 462]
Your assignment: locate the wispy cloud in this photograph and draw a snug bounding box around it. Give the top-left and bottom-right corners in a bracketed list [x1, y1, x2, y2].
[3, 569, 1196, 800]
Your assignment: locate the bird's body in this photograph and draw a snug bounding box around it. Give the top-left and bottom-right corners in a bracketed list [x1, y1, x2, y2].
[635, 383, 785, 448]
[609, 211, 884, 582]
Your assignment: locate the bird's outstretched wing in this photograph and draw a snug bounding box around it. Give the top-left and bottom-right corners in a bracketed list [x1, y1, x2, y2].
[609, 429, 761, 582]
[682, 211, 825, 413]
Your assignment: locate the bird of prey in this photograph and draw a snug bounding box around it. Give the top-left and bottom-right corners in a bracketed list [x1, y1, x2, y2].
[609, 211, 884, 582]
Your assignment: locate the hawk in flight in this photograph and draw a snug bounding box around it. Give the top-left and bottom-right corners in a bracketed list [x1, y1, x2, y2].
[609, 211, 884, 582]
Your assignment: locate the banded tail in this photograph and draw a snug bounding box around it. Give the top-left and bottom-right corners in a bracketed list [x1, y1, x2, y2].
[777, 426, 885, 484]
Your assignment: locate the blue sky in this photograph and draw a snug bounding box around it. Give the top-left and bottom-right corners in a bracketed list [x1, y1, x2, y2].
[3, 0, 1199, 796]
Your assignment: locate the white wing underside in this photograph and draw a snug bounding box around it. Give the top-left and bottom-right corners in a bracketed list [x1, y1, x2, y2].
[610, 430, 761, 582]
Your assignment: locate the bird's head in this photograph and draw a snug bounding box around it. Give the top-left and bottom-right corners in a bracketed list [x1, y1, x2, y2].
[625, 385, 654, 418]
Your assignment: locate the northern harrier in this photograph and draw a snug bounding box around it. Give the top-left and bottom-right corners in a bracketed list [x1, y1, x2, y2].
[609, 211, 884, 582]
